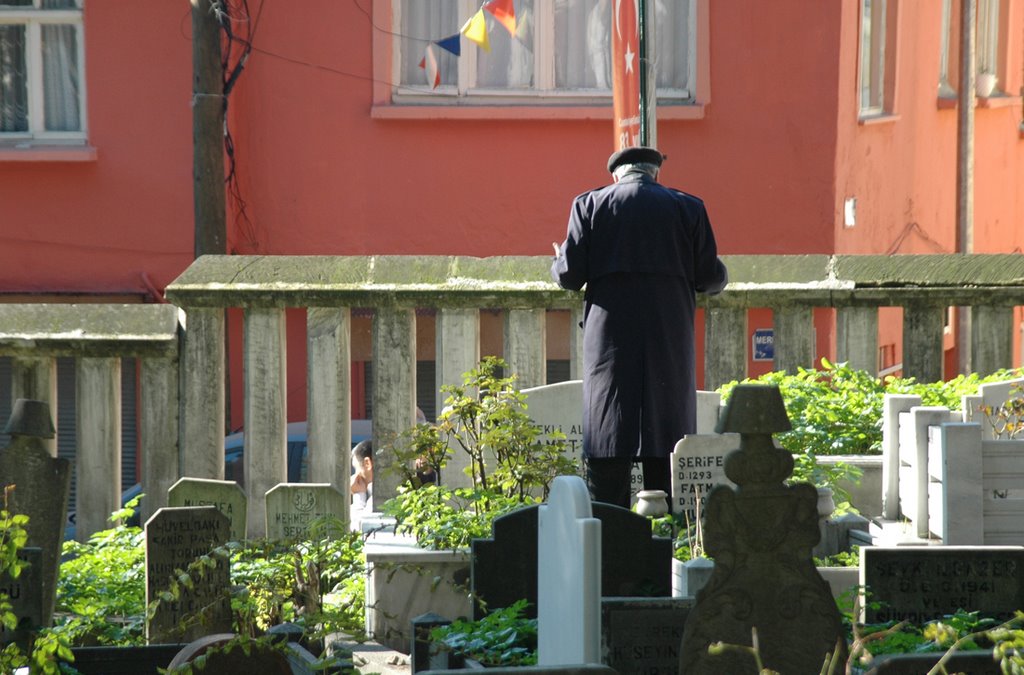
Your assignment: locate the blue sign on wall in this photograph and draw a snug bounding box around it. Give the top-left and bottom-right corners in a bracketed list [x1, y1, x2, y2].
[752, 328, 774, 362]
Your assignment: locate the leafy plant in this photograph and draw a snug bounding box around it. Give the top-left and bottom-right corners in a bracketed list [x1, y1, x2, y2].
[430, 599, 538, 667]
[383, 357, 578, 550]
[390, 356, 578, 500]
[57, 496, 147, 645]
[381, 484, 531, 551]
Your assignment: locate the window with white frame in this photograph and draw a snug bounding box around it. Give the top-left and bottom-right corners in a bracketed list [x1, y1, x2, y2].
[976, 0, 1001, 84]
[937, 0, 1004, 98]
[938, 0, 955, 96]
[859, 0, 887, 116]
[393, 0, 695, 104]
[0, 0, 85, 141]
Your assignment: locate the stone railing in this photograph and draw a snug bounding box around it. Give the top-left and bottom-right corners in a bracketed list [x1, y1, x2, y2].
[2, 254, 1023, 539]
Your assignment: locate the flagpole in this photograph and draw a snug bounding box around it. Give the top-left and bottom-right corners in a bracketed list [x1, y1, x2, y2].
[638, 0, 649, 146]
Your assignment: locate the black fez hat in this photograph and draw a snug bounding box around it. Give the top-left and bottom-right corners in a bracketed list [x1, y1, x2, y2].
[607, 146, 665, 173]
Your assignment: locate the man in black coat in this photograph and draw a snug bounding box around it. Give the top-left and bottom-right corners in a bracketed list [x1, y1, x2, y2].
[551, 146, 728, 508]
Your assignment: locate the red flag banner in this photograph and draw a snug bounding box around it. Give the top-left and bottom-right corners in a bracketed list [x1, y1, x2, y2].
[611, 0, 640, 150]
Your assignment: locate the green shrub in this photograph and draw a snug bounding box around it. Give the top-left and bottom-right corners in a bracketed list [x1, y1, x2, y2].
[431, 599, 537, 667]
[383, 357, 578, 550]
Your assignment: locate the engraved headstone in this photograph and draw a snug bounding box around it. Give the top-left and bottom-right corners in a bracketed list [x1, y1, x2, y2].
[168, 477, 247, 543]
[670, 434, 737, 524]
[0, 547, 43, 650]
[0, 399, 71, 627]
[522, 381, 585, 475]
[145, 506, 232, 643]
[680, 385, 847, 674]
[264, 483, 345, 540]
[861, 546, 1024, 625]
[601, 597, 692, 674]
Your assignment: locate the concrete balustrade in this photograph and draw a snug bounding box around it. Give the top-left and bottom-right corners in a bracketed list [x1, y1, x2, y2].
[2, 253, 1023, 539]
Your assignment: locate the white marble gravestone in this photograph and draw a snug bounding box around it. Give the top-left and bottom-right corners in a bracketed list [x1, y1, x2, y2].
[670, 434, 738, 524]
[264, 483, 345, 540]
[537, 475, 601, 666]
[168, 477, 247, 543]
[522, 380, 585, 476]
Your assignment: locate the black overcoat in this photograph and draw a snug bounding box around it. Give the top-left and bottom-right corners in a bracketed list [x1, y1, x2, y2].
[551, 173, 727, 459]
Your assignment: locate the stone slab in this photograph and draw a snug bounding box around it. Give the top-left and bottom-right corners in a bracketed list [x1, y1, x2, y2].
[538, 476, 601, 667]
[861, 546, 1024, 625]
[471, 503, 672, 621]
[168, 477, 247, 543]
[670, 434, 737, 524]
[145, 506, 232, 643]
[0, 547, 43, 648]
[522, 381, 584, 475]
[0, 304, 179, 357]
[265, 483, 346, 540]
[600, 597, 692, 674]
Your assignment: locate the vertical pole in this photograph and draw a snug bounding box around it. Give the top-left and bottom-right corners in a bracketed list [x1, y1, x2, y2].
[955, 0, 976, 374]
[192, 0, 226, 258]
[637, 0, 649, 146]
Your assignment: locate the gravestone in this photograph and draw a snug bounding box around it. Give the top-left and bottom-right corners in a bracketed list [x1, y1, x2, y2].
[145, 506, 232, 643]
[537, 475, 601, 667]
[600, 597, 692, 674]
[670, 434, 737, 525]
[680, 385, 847, 675]
[471, 502, 671, 620]
[861, 546, 1024, 625]
[264, 483, 345, 540]
[168, 477, 247, 543]
[523, 383, 722, 505]
[0, 547, 43, 650]
[522, 381, 584, 473]
[0, 399, 71, 627]
[166, 632, 319, 674]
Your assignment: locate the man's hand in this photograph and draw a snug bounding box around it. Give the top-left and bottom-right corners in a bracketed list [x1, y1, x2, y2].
[552, 242, 560, 256]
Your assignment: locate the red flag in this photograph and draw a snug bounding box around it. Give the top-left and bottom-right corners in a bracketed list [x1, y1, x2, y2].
[611, 0, 640, 150]
[419, 46, 440, 89]
[485, 0, 517, 37]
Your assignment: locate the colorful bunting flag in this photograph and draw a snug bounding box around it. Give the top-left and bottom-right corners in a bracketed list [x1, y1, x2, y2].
[435, 33, 461, 57]
[418, 45, 441, 89]
[461, 8, 490, 53]
[484, 0, 516, 37]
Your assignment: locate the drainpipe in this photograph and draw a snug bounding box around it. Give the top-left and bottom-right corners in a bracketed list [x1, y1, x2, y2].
[956, 0, 976, 374]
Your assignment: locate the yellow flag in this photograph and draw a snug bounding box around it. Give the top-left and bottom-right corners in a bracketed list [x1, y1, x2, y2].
[461, 8, 491, 53]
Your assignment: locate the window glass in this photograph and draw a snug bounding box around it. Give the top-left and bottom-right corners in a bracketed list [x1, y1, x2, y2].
[0, 25, 29, 131]
[976, 0, 999, 76]
[42, 23, 80, 131]
[397, 0, 693, 102]
[0, 0, 84, 139]
[859, 0, 887, 115]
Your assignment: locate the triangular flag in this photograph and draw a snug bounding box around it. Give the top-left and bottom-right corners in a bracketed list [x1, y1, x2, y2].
[461, 8, 491, 53]
[484, 0, 516, 37]
[435, 33, 461, 57]
[419, 45, 440, 89]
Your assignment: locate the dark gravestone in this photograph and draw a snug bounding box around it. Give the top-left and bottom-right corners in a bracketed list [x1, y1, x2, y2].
[601, 597, 692, 675]
[0, 435, 72, 626]
[680, 385, 847, 675]
[864, 652, 1003, 674]
[471, 503, 671, 620]
[862, 546, 1024, 625]
[145, 506, 232, 643]
[0, 547, 43, 650]
[166, 633, 319, 674]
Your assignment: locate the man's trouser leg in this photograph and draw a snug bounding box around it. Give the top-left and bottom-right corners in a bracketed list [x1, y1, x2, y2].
[585, 457, 633, 508]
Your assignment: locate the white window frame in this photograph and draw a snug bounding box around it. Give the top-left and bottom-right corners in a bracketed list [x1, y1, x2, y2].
[976, 0, 1001, 81]
[938, 0, 955, 97]
[858, 0, 887, 117]
[0, 0, 87, 144]
[390, 0, 696, 107]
